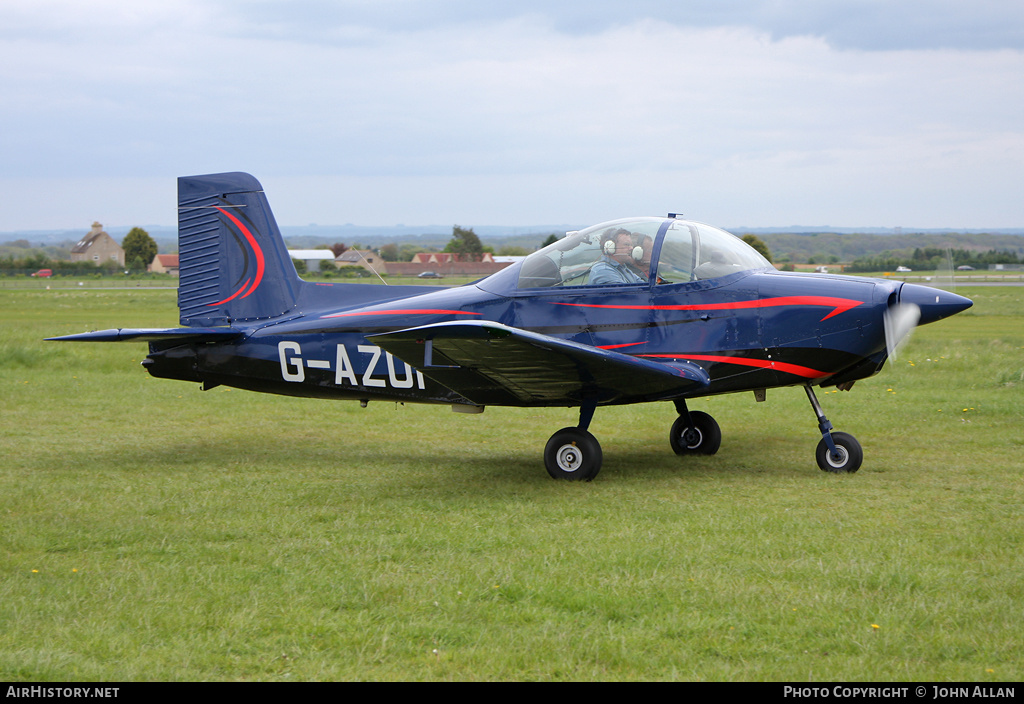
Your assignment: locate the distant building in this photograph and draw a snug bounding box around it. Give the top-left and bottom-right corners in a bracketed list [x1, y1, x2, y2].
[288, 249, 339, 273]
[385, 252, 512, 278]
[71, 222, 124, 267]
[149, 254, 180, 276]
[410, 252, 496, 265]
[335, 249, 387, 276]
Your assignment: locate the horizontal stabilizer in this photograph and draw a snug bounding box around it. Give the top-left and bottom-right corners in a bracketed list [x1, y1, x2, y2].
[47, 327, 243, 343]
[370, 320, 709, 406]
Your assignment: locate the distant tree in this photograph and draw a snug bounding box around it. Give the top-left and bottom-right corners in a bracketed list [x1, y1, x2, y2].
[741, 234, 773, 263]
[329, 242, 349, 257]
[399, 243, 427, 262]
[379, 243, 399, 261]
[122, 227, 158, 271]
[541, 233, 559, 248]
[444, 225, 484, 261]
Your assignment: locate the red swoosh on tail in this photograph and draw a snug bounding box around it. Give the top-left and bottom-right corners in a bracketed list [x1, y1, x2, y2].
[207, 207, 266, 306]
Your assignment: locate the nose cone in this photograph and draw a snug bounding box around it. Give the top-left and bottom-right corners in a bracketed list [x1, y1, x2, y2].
[898, 283, 973, 325]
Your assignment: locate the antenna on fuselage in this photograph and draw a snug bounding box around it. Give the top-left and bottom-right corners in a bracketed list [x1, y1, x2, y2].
[351, 249, 389, 286]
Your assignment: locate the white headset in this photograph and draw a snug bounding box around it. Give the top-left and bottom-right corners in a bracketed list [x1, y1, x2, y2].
[603, 238, 645, 262]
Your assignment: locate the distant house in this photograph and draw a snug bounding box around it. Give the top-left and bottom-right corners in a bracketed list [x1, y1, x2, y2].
[383, 251, 511, 277]
[335, 249, 387, 276]
[149, 254, 180, 276]
[411, 252, 496, 265]
[71, 222, 124, 267]
[287, 249, 338, 273]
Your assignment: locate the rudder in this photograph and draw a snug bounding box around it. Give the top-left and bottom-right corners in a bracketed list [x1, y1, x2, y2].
[177, 172, 302, 326]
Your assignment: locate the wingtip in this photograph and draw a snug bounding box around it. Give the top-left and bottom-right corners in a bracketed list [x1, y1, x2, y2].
[46, 329, 125, 342]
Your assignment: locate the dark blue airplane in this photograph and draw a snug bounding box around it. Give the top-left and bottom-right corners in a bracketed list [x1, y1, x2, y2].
[50, 172, 973, 480]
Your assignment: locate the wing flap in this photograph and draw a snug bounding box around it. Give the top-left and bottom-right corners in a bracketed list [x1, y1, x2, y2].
[370, 321, 708, 406]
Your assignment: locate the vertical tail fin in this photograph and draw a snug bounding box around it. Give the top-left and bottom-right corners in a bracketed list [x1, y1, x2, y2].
[177, 172, 302, 326]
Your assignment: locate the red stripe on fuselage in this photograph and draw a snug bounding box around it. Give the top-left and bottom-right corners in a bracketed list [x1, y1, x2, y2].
[553, 296, 862, 321]
[640, 353, 828, 379]
[597, 342, 647, 350]
[322, 309, 482, 319]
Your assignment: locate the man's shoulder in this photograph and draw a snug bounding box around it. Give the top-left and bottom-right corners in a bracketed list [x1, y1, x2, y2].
[588, 259, 618, 283]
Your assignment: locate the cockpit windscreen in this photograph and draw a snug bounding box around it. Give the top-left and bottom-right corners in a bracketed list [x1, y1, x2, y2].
[516, 218, 771, 288]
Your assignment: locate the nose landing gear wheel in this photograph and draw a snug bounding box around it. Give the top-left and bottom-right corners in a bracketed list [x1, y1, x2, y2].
[815, 431, 863, 473]
[544, 427, 602, 481]
[670, 411, 721, 456]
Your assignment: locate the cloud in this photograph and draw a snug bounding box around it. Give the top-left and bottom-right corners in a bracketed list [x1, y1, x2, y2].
[197, 0, 1024, 51]
[1, 1, 1022, 229]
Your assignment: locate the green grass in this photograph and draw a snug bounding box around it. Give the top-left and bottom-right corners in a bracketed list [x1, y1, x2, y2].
[1, 286, 1022, 681]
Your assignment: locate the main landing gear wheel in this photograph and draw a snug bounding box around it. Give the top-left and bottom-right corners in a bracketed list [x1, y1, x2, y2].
[815, 431, 863, 473]
[670, 411, 721, 456]
[544, 427, 603, 481]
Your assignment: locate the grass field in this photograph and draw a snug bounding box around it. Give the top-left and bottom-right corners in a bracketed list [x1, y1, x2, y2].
[1, 285, 1021, 681]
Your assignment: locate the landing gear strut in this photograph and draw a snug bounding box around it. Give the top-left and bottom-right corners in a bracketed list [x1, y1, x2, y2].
[805, 385, 862, 473]
[544, 400, 602, 481]
[669, 399, 721, 456]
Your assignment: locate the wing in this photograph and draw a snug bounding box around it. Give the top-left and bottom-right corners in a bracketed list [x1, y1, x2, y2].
[47, 328, 243, 343]
[370, 320, 709, 406]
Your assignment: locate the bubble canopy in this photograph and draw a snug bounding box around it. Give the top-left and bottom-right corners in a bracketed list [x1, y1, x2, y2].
[515, 217, 772, 289]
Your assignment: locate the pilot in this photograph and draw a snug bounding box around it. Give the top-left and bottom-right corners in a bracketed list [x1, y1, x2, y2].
[589, 229, 647, 285]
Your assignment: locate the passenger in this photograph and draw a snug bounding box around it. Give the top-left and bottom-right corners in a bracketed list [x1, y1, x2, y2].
[637, 235, 655, 278]
[589, 229, 647, 285]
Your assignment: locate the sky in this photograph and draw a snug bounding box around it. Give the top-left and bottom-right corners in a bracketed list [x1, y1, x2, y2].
[2, 0, 1023, 232]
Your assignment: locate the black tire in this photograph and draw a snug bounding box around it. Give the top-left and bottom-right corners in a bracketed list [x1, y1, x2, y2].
[815, 431, 863, 473]
[544, 427, 602, 481]
[669, 411, 721, 456]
